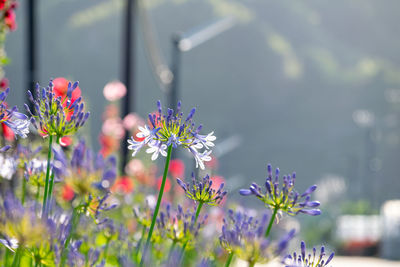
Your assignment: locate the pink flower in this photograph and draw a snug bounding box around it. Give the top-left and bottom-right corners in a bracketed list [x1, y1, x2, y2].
[103, 81, 127, 101]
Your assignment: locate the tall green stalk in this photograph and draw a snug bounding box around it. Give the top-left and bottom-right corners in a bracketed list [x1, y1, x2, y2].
[265, 206, 278, 238]
[224, 253, 234, 267]
[42, 135, 53, 218]
[21, 177, 27, 205]
[140, 145, 173, 266]
[180, 201, 204, 257]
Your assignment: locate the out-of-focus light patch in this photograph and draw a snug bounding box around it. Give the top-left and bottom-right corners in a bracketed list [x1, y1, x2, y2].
[208, 0, 253, 23]
[68, 0, 123, 28]
[356, 58, 379, 77]
[336, 215, 382, 242]
[315, 173, 346, 204]
[353, 109, 375, 128]
[0, 154, 16, 180]
[308, 48, 339, 77]
[267, 32, 303, 79]
[385, 88, 400, 103]
[103, 81, 127, 102]
[382, 200, 400, 237]
[288, 1, 321, 25]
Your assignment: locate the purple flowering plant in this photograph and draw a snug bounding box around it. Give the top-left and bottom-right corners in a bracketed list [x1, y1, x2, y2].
[0, 82, 335, 267]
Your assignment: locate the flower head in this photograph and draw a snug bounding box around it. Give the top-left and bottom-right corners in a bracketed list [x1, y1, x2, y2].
[25, 80, 89, 138]
[127, 100, 215, 169]
[176, 173, 227, 206]
[239, 164, 321, 216]
[156, 204, 208, 247]
[0, 88, 30, 138]
[219, 209, 295, 264]
[284, 241, 334, 267]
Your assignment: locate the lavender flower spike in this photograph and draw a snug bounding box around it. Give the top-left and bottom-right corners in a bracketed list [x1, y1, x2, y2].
[176, 173, 227, 206]
[25, 80, 89, 138]
[127, 100, 215, 169]
[239, 163, 321, 216]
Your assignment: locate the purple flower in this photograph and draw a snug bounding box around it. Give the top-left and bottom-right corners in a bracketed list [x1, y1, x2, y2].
[127, 101, 215, 169]
[156, 204, 208, 247]
[219, 209, 296, 265]
[284, 241, 334, 267]
[239, 164, 321, 216]
[176, 173, 227, 206]
[0, 87, 30, 138]
[25, 80, 89, 138]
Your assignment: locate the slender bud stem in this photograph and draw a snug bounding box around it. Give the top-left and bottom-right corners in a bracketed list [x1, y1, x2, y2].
[21, 177, 27, 205]
[265, 206, 278, 238]
[42, 135, 53, 218]
[140, 145, 173, 266]
[224, 253, 234, 267]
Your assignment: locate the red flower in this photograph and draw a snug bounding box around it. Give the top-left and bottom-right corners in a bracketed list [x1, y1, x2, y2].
[4, 9, 16, 31]
[169, 159, 185, 178]
[52, 77, 82, 120]
[112, 176, 134, 194]
[62, 185, 75, 202]
[156, 176, 171, 193]
[2, 123, 14, 141]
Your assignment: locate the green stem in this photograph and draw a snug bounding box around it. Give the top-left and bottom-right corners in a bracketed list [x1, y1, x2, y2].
[224, 253, 234, 267]
[11, 247, 21, 267]
[21, 177, 27, 205]
[42, 135, 53, 218]
[265, 206, 278, 238]
[140, 145, 173, 266]
[248, 261, 255, 267]
[194, 201, 204, 224]
[180, 202, 204, 259]
[47, 171, 55, 211]
[60, 206, 81, 267]
[167, 241, 177, 261]
[135, 225, 146, 257]
[103, 237, 111, 261]
[4, 248, 9, 266]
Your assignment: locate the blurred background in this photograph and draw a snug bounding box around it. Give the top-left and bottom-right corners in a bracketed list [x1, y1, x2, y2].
[4, 0, 400, 263]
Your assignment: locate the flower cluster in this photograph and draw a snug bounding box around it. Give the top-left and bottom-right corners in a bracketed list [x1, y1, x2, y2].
[127, 100, 215, 169]
[26, 80, 90, 139]
[283, 241, 334, 267]
[0, 0, 18, 31]
[176, 173, 227, 206]
[56, 139, 117, 200]
[240, 164, 321, 216]
[156, 204, 208, 247]
[220, 209, 295, 265]
[0, 88, 30, 139]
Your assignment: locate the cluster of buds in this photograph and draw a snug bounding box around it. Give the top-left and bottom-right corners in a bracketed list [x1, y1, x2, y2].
[128, 101, 215, 169]
[176, 173, 227, 206]
[240, 164, 321, 216]
[55, 139, 117, 202]
[283, 241, 334, 267]
[219, 209, 295, 265]
[26, 80, 89, 140]
[156, 204, 208, 247]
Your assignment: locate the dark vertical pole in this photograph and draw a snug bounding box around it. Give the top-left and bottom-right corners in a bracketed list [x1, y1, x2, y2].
[168, 34, 181, 112]
[121, 0, 136, 172]
[169, 34, 182, 159]
[27, 0, 37, 105]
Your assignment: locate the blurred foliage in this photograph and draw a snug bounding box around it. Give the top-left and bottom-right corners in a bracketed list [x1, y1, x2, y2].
[340, 199, 378, 215]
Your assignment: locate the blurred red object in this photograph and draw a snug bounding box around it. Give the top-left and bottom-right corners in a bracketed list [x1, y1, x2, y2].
[60, 136, 72, 147]
[156, 176, 171, 193]
[53, 77, 82, 119]
[61, 185, 74, 202]
[205, 156, 219, 170]
[2, 123, 14, 141]
[0, 78, 8, 89]
[112, 176, 134, 194]
[169, 159, 185, 178]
